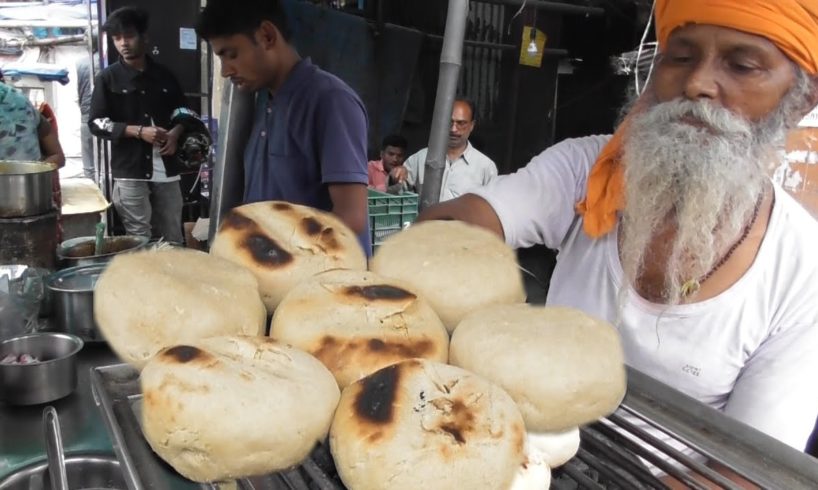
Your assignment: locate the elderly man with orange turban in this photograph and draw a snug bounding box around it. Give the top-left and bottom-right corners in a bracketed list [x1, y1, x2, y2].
[421, 0, 818, 465]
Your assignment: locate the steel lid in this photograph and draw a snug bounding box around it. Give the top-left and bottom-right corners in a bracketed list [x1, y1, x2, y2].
[46, 264, 106, 293]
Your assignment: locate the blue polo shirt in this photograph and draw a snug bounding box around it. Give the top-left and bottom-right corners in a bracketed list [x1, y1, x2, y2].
[243, 58, 371, 254]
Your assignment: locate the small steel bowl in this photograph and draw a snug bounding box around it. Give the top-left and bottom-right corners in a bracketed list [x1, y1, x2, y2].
[0, 333, 84, 405]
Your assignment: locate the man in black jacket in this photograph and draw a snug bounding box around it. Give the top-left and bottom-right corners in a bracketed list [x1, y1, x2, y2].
[89, 6, 186, 243]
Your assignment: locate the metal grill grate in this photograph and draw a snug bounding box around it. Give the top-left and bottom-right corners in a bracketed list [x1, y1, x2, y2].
[91, 364, 818, 490]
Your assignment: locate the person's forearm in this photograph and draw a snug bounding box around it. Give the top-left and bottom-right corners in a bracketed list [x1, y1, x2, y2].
[168, 124, 184, 138]
[124, 125, 143, 139]
[416, 193, 505, 239]
[43, 152, 65, 168]
[333, 206, 367, 235]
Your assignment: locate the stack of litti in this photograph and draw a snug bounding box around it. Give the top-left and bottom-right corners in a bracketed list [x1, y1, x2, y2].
[98, 207, 628, 489]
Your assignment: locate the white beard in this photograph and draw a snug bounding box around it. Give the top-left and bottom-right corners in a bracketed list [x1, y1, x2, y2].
[619, 73, 812, 304]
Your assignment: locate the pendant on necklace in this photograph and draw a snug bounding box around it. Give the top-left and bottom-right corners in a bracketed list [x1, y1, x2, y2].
[681, 279, 701, 297]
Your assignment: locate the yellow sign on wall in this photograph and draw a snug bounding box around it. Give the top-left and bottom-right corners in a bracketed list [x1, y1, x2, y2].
[519, 26, 547, 68]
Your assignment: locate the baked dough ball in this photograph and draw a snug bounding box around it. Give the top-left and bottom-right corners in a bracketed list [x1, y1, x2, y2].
[270, 269, 449, 388]
[370, 220, 525, 332]
[141, 336, 340, 482]
[330, 359, 526, 490]
[450, 304, 626, 431]
[210, 201, 367, 312]
[94, 248, 266, 369]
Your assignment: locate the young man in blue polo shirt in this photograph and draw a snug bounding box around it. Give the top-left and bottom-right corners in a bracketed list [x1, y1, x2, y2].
[196, 0, 371, 254]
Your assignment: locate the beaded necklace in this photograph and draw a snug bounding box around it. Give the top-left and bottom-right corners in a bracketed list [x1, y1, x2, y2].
[680, 193, 764, 298]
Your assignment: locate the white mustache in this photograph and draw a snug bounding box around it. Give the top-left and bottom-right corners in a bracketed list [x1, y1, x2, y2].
[644, 99, 753, 136]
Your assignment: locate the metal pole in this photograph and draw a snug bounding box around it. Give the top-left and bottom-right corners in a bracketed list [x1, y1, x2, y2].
[419, 0, 469, 211]
[207, 83, 254, 243]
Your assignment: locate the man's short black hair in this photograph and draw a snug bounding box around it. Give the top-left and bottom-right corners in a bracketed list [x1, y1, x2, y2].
[103, 6, 149, 36]
[196, 0, 291, 42]
[455, 96, 477, 123]
[381, 134, 408, 151]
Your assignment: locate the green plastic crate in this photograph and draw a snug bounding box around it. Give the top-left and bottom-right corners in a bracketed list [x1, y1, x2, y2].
[368, 188, 418, 252]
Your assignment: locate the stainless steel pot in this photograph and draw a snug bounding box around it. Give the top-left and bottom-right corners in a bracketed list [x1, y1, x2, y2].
[57, 235, 149, 269]
[0, 332, 83, 405]
[46, 265, 106, 342]
[0, 161, 56, 218]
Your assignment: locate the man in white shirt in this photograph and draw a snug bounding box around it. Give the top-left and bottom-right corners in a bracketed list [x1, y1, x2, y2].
[404, 97, 497, 201]
[419, 0, 818, 483]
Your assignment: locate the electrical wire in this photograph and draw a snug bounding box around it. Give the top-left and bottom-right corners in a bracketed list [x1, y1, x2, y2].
[506, 0, 527, 35]
[634, 0, 656, 95]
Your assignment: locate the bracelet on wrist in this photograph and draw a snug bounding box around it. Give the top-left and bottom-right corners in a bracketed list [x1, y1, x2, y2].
[137, 126, 144, 138]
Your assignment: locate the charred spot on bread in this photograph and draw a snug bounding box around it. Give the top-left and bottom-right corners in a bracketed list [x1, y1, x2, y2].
[272, 202, 292, 211]
[221, 210, 255, 230]
[344, 285, 416, 302]
[164, 345, 205, 363]
[318, 227, 340, 250]
[439, 423, 466, 444]
[313, 336, 435, 374]
[354, 363, 402, 424]
[367, 338, 434, 358]
[243, 233, 294, 267]
[301, 217, 324, 236]
[436, 399, 476, 445]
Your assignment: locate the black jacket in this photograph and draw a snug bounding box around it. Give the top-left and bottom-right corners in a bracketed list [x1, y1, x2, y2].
[88, 57, 187, 179]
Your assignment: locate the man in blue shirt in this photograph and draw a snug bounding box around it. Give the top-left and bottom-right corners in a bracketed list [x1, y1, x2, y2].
[196, 0, 371, 254]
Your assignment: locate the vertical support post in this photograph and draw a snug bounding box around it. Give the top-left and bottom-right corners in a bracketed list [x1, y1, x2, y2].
[419, 0, 469, 210]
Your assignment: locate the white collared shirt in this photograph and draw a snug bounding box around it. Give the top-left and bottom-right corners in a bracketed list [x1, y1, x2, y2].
[404, 142, 498, 201]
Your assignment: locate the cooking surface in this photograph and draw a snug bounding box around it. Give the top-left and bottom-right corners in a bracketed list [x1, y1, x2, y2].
[91, 362, 818, 490]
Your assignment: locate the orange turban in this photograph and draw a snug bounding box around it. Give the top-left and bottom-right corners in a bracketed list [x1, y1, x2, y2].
[576, 0, 818, 238]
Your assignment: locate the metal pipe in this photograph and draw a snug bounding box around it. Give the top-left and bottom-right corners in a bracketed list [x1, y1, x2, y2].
[424, 33, 567, 54]
[208, 83, 254, 243]
[419, 0, 469, 210]
[476, 0, 604, 16]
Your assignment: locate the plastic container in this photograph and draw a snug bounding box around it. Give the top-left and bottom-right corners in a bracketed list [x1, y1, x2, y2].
[367, 189, 418, 253]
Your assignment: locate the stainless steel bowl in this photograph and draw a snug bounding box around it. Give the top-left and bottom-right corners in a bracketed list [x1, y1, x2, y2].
[0, 333, 84, 405]
[57, 235, 149, 269]
[0, 161, 56, 218]
[46, 265, 106, 342]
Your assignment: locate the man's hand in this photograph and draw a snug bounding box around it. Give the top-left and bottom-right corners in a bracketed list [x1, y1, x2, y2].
[159, 125, 182, 156]
[389, 165, 408, 183]
[139, 126, 168, 145]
